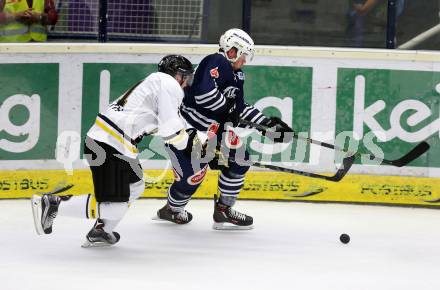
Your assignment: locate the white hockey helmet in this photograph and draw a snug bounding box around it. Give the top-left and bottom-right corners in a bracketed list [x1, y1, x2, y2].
[219, 28, 255, 63]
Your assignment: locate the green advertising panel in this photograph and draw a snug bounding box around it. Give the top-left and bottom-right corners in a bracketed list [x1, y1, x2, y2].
[336, 68, 440, 167]
[244, 65, 312, 162]
[81, 64, 313, 162]
[245, 66, 312, 126]
[0, 63, 59, 160]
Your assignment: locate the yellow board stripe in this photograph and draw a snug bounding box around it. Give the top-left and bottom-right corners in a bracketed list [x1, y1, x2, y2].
[95, 119, 138, 153]
[2, 169, 440, 208]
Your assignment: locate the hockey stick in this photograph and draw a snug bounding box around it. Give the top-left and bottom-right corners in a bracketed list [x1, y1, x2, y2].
[239, 119, 430, 167]
[285, 186, 326, 198]
[37, 184, 74, 195]
[227, 154, 355, 182]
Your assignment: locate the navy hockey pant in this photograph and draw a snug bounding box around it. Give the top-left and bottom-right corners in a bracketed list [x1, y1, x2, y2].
[165, 142, 250, 209]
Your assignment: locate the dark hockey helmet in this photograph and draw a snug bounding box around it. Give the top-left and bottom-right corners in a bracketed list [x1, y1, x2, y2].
[158, 55, 194, 81]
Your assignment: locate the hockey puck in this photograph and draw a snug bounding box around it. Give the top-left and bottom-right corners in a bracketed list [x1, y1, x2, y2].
[339, 233, 350, 244]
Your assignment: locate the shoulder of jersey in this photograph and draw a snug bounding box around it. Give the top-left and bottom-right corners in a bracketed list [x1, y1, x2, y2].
[204, 53, 232, 79]
[151, 71, 177, 82]
[210, 53, 231, 69]
[144, 72, 181, 90]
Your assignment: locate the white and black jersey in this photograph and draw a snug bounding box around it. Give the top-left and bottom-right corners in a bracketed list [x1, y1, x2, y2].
[87, 72, 186, 158]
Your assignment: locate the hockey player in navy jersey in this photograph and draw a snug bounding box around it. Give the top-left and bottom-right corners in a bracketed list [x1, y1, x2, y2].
[155, 28, 293, 230]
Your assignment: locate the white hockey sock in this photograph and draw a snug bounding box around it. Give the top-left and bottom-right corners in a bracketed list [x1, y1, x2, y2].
[98, 202, 128, 232]
[101, 219, 121, 233]
[129, 180, 145, 203]
[58, 194, 94, 218]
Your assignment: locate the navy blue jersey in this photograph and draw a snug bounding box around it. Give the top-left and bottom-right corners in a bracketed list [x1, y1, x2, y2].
[180, 52, 267, 131]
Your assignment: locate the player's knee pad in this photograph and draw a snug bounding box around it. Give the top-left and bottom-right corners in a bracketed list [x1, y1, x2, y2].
[98, 202, 128, 220]
[225, 149, 250, 176]
[222, 167, 248, 179]
[230, 163, 250, 176]
[129, 180, 145, 203]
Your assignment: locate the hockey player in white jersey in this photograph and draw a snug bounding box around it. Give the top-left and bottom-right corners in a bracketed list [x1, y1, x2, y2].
[31, 55, 195, 247]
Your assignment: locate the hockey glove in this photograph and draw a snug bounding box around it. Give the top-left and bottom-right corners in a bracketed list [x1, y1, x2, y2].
[183, 128, 217, 161]
[260, 117, 294, 143]
[183, 129, 202, 158]
[225, 99, 240, 127]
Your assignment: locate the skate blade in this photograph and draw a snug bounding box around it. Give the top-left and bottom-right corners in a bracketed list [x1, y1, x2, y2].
[212, 222, 254, 231]
[31, 195, 44, 235]
[151, 213, 162, 221]
[81, 240, 115, 248]
[151, 213, 171, 222]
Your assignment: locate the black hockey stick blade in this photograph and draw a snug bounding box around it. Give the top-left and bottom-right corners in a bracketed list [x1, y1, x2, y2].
[377, 141, 430, 167]
[241, 154, 354, 182]
[329, 154, 355, 181]
[45, 184, 74, 195]
[285, 187, 326, 198]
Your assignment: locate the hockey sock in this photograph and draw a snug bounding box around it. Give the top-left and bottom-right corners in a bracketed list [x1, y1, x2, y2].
[58, 194, 97, 219]
[167, 186, 192, 210]
[98, 202, 129, 232]
[218, 172, 245, 207]
[129, 180, 145, 203]
[219, 195, 237, 207]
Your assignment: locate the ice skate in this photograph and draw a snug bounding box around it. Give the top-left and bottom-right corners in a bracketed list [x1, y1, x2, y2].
[152, 204, 193, 224]
[81, 219, 120, 248]
[31, 193, 62, 235]
[213, 194, 253, 230]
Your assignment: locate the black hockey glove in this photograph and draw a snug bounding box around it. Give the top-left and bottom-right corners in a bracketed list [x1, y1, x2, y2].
[183, 128, 217, 160]
[225, 99, 240, 127]
[259, 117, 294, 143]
[183, 129, 203, 158]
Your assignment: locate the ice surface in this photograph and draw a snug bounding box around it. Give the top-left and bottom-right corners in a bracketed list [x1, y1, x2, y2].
[1, 199, 440, 290]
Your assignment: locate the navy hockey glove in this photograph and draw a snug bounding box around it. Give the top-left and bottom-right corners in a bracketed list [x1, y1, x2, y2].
[260, 117, 294, 143]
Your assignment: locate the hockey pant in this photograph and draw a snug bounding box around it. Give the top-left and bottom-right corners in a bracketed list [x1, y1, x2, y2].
[57, 138, 145, 224]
